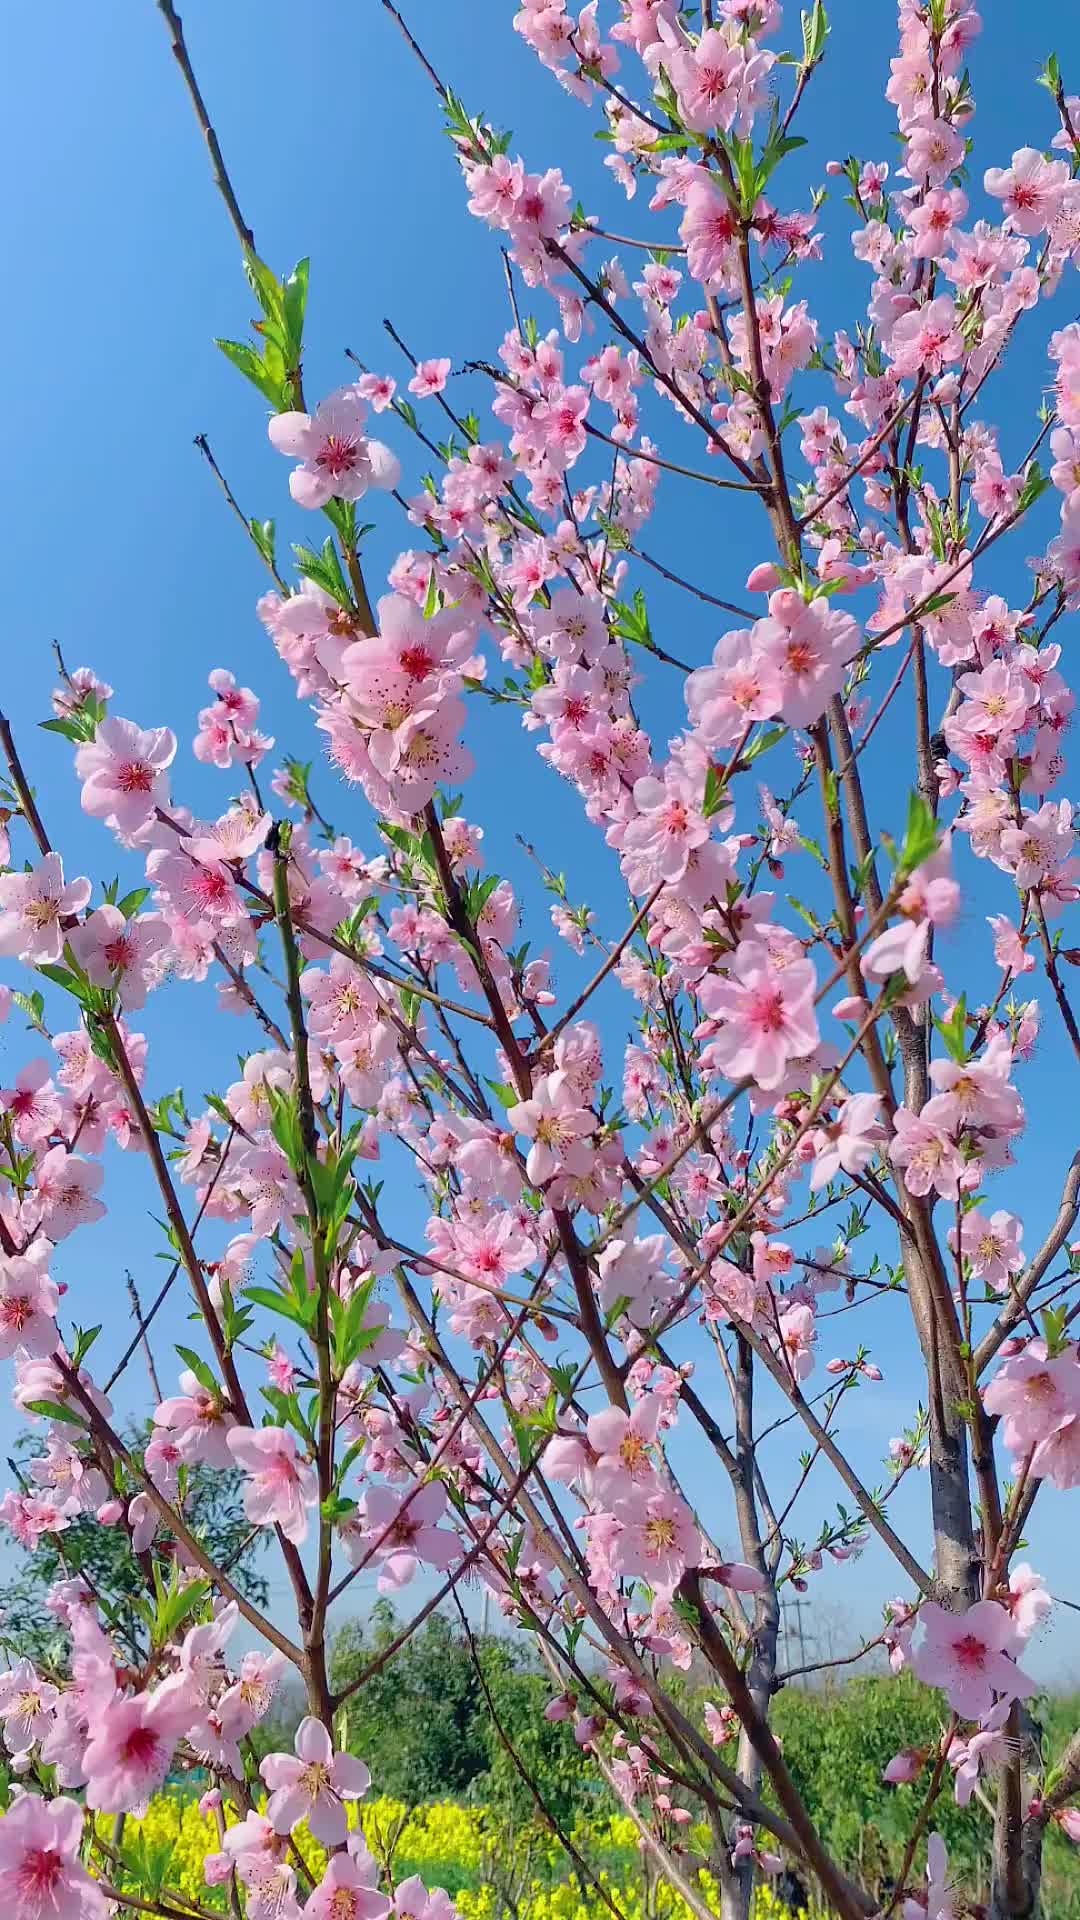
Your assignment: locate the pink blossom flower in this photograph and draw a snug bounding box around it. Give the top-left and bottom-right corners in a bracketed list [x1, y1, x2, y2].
[84, 1685, 194, 1812]
[408, 358, 452, 398]
[0, 856, 91, 965]
[777, 1302, 817, 1382]
[948, 1699, 1012, 1807]
[33, 1149, 106, 1241]
[352, 1481, 460, 1591]
[1, 1063, 61, 1148]
[586, 1397, 663, 1494]
[507, 1073, 594, 1186]
[155, 1370, 235, 1469]
[905, 117, 964, 187]
[260, 1716, 371, 1847]
[809, 1094, 886, 1190]
[680, 180, 738, 284]
[0, 1660, 59, 1752]
[949, 1208, 1023, 1292]
[908, 188, 968, 259]
[355, 373, 397, 412]
[1005, 1563, 1051, 1646]
[0, 1257, 59, 1360]
[611, 1486, 699, 1596]
[305, 1853, 390, 1920]
[983, 1344, 1080, 1471]
[912, 1600, 1035, 1720]
[0, 1792, 105, 1920]
[697, 941, 819, 1090]
[986, 914, 1034, 977]
[268, 388, 400, 509]
[901, 1833, 956, 1920]
[889, 1109, 964, 1200]
[69, 909, 170, 1009]
[75, 717, 177, 834]
[226, 1426, 318, 1546]
[984, 148, 1070, 234]
[685, 629, 783, 747]
[888, 296, 963, 378]
[622, 775, 710, 884]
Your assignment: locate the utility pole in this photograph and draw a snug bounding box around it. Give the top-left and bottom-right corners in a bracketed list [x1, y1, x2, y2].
[781, 1594, 811, 1683]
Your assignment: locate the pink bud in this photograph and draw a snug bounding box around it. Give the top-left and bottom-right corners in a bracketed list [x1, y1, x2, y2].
[544, 1692, 576, 1722]
[999, 1338, 1026, 1359]
[860, 1362, 883, 1382]
[826, 1357, 849, 1375]
[832, 994, 868, 1021]
[746, 561, 783, 592]
[574, 1715, 602, 1748]
[1057, 1808, 1080, 1844]
[883, 1748, 925, 1786]
[825, 160, 844, 175]
[199, 1789, 223, 1815]
[96, 1500, 123, 1526]
[715, 1560, 767, 1593]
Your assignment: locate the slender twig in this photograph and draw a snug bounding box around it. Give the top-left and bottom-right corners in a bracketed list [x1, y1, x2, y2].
[153, 1, 255, 251]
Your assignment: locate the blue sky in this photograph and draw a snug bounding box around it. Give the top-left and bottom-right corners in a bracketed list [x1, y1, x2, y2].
[4, 3, 1080, 1678]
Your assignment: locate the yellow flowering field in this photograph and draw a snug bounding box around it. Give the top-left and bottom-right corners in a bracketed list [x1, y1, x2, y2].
[96, 1794, 821, 1920]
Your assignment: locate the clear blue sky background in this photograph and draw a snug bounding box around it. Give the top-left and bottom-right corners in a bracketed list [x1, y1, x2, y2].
[3, 3, 1080, 1679]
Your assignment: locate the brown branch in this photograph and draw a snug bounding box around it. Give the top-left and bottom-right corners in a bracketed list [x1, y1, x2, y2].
[153, 1, 255, 251]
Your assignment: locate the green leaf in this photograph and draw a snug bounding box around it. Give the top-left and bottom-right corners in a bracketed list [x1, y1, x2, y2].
[611, 589, 653, 650]
[282, 258, 310, 358]
[1041, 1304, 1069, 1357]
[292, 537, 352, 610]
[216, 338, 286, 409]
[486, 1079, 519, 1110]
[72, 1325, 101, 1368]
[242, 250, 286, 325]
[1038, 52, 1061, 97]
[801, 0, 829, 67]
[36, 964, 80, 995]
[897, 791, 939, 876]
[932, 994, 968, 1065]
[1018, 461, 1052, 514]
[744, 724, 787, 764]
[24, 1400, 87, 1428]
[251, 518, 277, 571]
[703, 764, 727, 819]
[175, 1346, 218, 1396]
[245, 1284, 316, 1331]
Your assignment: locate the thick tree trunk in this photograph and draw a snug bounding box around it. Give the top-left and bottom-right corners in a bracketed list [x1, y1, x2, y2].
[989, 1706, 1045, 1920]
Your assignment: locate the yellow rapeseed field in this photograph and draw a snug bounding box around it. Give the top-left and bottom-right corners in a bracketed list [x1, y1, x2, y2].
[93, 1794, 820, 1920]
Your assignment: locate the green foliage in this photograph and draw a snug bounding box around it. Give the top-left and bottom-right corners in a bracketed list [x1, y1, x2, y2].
[216, 250, 309, 410]
[316, 1625, 1080, 1916]
[771, 1675, 1080, 1914]
[326, 1603, 587, 1825]
[772, 1674, 984, 1891]
[0, 1426, 268, 1665]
